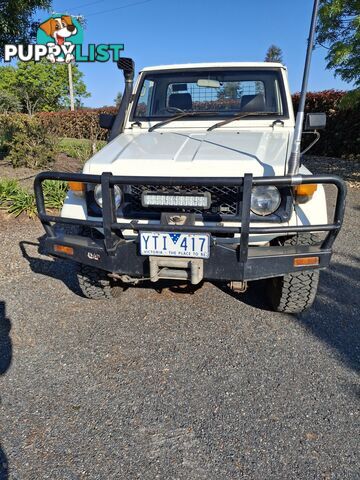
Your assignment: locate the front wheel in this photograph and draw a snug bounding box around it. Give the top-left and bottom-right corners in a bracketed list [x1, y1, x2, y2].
[77, 264, 123, 300]
[268, 270, 319, 313]
[267, 234, 320, 313]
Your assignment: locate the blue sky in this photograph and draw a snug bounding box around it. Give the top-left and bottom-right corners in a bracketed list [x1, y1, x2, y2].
[39, 0, 352, 107]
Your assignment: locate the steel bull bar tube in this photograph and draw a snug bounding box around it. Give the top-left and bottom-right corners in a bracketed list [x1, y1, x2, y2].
[34, 172, 347, 279]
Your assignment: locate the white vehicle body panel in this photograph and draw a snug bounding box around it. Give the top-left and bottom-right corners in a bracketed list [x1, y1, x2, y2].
[61, 62, 328, 244]
[83, 129, 291, 177]
[141, 62, 286, 71]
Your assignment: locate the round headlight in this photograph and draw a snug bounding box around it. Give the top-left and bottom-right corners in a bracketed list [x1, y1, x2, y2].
[250, 186, 281, 216]
[94, 184, 122, 209]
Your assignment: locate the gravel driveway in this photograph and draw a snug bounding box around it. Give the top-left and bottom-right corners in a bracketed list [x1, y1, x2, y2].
[0, 187, 359, 480]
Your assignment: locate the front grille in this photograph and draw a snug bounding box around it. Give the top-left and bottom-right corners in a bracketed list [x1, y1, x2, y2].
[127, 184, 240, 215]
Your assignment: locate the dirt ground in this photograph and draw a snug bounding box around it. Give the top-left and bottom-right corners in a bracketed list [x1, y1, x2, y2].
[0, 153, 83, 192]
[303, 155, 360, 188]
[0, 185, 359, 479]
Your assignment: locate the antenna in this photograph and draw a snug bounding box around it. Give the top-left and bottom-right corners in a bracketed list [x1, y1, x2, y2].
[287, 0, 321, 176]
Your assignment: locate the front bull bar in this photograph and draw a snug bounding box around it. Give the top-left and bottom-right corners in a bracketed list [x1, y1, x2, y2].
[34, 172, 347, 282]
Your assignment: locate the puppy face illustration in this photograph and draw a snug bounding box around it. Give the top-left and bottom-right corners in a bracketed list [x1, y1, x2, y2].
[39, 16, 77, 45]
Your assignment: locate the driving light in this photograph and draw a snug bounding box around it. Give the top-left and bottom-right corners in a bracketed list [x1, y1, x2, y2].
[142, 192, 211, 209]
[250, 186, 281, 216]
[94, 184, 122, 209]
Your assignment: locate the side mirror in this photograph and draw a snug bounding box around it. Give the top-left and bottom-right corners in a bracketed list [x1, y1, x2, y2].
[305, 112, 327, 130]
[99, 113, 115, 130]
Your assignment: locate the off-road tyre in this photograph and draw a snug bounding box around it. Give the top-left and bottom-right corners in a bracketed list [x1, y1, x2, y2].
[74, 227, 122, 300]
[77, 264, 122, 300]
[268, 233, 320, 314]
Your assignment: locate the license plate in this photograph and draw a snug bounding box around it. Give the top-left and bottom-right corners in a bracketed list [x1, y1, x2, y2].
[140, 232, 210, 259]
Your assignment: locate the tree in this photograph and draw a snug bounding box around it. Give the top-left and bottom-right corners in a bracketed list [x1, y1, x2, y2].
[265, 45, 283, 63]
[0, 91, 22, 113]
[317, 0, 360, 87]
[217, 82, 241, 99]
[0, 0, 51, 58]
[114, 91, 123, 106]
[0, 61, 90, 114]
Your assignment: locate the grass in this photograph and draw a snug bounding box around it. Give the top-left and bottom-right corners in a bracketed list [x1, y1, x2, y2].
[0, 178, 68, 218]
[57, 137, 106, 164]
[42, 180, 68, 209]
[0, 179, 20, 203]
[7, 188, 37, 218]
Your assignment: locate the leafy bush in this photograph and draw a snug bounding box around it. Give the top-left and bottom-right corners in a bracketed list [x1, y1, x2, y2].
[36, 107, 116, 142]
[0, 114, 56, 168]
[56, 137, 106, 164]
[339, 89, 360, 111]
[0, 113, 20, 155]
[34, 94, 359, 156]
[292, 90, 360, 157]
[0, 178, 67, 217]
[1, 91, 359, 167]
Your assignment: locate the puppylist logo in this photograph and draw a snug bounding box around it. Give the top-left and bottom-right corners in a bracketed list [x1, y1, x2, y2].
[4, 14, 124, 63]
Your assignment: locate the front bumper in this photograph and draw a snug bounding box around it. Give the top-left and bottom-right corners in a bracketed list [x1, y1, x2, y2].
[34, 172, 346, 282]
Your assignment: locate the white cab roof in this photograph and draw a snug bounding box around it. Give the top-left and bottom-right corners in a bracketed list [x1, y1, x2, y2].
[141, 62, 286, 72]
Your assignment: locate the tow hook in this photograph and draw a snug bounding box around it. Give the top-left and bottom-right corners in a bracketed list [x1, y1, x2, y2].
[229, 281, 248, 293]
[108, 273, 141, 285]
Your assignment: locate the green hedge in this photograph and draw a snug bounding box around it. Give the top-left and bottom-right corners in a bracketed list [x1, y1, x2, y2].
[36, 107, 116, 142]
[2, 91, 359, 157]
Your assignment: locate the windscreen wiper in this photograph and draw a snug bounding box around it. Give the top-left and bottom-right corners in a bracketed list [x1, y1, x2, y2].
[149, 110, 219, 132]
[207, 111, 281, 132]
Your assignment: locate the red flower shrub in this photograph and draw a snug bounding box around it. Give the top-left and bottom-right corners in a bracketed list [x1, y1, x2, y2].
[292, 90, 360, 157]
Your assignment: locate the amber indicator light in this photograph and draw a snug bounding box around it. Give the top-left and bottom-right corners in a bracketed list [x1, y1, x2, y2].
[68, 181, 85, 192]
[295, 184, 318, 196]
[294, 256, 319, 267]
[54, 245, 74, 256]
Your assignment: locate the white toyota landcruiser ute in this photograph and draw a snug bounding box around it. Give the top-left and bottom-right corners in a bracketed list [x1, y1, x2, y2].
[35, 54, 346, 313]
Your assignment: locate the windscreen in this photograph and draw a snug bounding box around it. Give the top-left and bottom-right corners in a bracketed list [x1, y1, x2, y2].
[133, 69, 286, 119]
